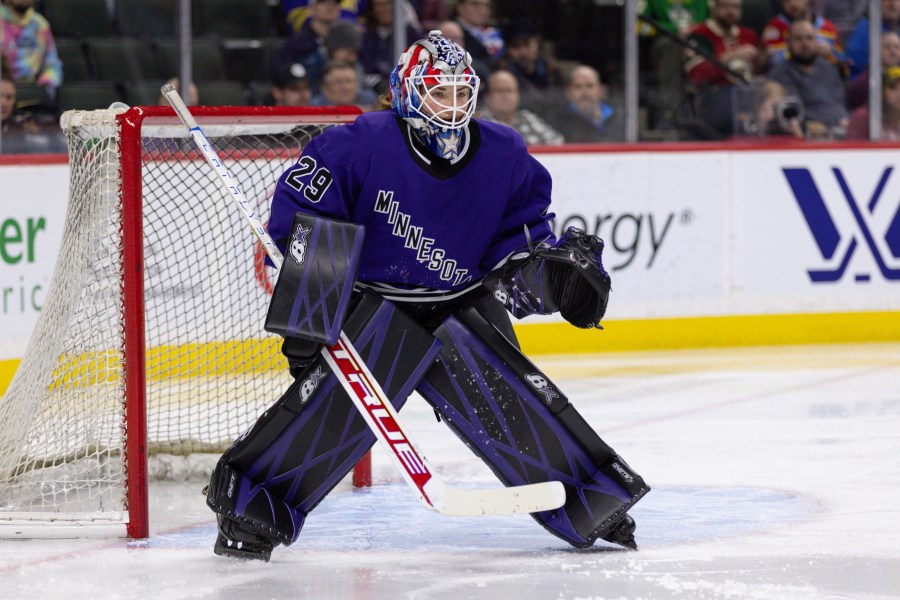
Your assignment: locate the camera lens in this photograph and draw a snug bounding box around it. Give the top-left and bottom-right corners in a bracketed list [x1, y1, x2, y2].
[781, 105, 799, 120]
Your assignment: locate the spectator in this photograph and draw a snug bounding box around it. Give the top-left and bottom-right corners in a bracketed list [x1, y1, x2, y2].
[496, 17, 561, 109]
[410, 0, 447, 30]
[761, 0, 843, 67]
[326, 19, 382, 99]
[545, 65, 622, 143]
[685, 0, 762, 85]
[639, 0, 710, 129]
[310, 60, 377, 111]
[847, 31, 900, 110]
[845, 0, 900, 78]
[846, 65, 900, 140]
[0, 0, 62, 100]
[275, 0, 343, 88]
[768, 19, 848, 138]
[271, 62, 313, 106]
[435, 19, 465, 48]
[325, 19, 362, 65]
[479, 69, 564, 145]
[736, 78, 805, 137]
[361, 0, 421, 94]
[1, 67, 24, 153]
[281, 0, 364, 33]
[641, 0, 709, 35]
[684, 0, 762, 137]
[813, 0, 867, 45]
[1, 65, 65, 153]
[1, 64, 15, 125]
[454, 0, 504, 65]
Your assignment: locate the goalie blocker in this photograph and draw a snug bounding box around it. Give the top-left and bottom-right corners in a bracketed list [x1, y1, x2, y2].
[264, 212, 364, 346]
[207, 213, 647, 559]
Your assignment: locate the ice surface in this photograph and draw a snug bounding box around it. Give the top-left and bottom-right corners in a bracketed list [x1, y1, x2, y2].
[1, 343, 898, 599]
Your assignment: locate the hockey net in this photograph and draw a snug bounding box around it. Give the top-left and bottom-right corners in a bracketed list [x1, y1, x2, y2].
[0, 105, 364, 538]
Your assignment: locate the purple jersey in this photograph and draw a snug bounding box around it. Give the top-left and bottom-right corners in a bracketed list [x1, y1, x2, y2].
[269, 111, 555, 295]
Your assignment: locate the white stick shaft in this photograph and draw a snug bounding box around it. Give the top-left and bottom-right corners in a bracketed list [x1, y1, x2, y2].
[162, 83, 283, 269]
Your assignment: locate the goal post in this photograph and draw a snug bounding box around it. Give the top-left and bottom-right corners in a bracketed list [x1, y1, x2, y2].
[0, 105, 368, 538]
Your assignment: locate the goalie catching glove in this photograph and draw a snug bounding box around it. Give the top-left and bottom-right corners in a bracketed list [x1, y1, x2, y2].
[487, 227, 611, 329]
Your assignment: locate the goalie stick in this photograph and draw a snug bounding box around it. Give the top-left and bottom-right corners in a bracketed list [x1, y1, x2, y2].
[161, 83, 566, 517]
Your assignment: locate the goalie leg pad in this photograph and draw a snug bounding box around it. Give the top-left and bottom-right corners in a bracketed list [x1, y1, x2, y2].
[264, 212, 365, 346]
[416, 305, 649, 548]
[208, 291, 442, 545]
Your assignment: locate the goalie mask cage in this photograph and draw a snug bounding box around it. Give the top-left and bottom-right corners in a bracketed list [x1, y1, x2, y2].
[0, 105, 367, 539]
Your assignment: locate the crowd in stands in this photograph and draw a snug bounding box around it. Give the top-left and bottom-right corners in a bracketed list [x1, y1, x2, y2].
[646, 0, 900, 141]
[1, 0, 899, 154]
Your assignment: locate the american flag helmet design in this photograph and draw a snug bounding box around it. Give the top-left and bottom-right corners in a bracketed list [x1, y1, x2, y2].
[389, 30, 480, 131]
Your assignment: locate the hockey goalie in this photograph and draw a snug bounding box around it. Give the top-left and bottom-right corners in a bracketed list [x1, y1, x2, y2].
[204, 30, 649, 561]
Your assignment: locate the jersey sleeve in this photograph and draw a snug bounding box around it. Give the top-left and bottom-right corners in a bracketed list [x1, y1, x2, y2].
[267, 128, 360, 263]
[684, 29, 725, 86]
[480, 148, 556, 273]
[844, 20, 869, 78]
[36, 23, 63, 89]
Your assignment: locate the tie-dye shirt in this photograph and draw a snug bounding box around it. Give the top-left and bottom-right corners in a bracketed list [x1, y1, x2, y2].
[1, 5, 62, 91]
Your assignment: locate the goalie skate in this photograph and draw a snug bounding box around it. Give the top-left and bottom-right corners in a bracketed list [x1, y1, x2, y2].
[213, 514, 278, 562]
[601, 514, 638, 551]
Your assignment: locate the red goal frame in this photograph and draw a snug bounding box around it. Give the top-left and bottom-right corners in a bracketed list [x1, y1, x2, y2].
[116, 105, 362, 538]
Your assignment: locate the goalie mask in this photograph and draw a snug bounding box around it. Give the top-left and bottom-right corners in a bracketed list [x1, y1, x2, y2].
[389, 30, 480, 160]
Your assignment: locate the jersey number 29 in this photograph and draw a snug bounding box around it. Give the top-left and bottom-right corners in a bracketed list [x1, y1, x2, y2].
[285, 156, 333, 203]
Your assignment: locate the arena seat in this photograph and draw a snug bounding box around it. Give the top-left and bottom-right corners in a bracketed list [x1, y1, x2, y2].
[195, 0, 273, 38]
[249, 80, 275, 105]
[57, 82, 123, 111]
[156, 38, 227, 81]
[87, 38, 162, 83]
[117, 0, 179, 38]
[55, 39, 92, 82]
[43, 0, 115, 38]
[12, 83, 49, 111]
[196, 80, 250, 106]
[124, 80, 167, 106]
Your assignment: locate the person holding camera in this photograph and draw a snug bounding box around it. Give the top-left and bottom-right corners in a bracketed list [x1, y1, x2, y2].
[744, 78, 805, 138]
[767, 18, 848, 139]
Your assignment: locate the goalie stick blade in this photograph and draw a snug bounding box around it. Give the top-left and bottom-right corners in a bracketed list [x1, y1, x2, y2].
[424, 479, 566, 516]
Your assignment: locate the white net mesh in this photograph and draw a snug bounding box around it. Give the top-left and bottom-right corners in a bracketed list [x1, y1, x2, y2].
[0, 107, 353, 533]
